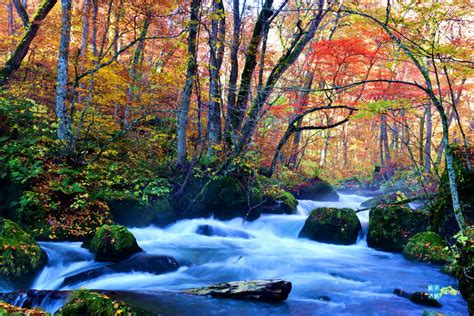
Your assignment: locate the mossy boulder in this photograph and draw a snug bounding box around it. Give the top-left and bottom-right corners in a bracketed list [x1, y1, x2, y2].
[0, 218, 47, 283]
[108, 198, 155, 228]
[0, 301, 49, 315]
[360, 191, 406, 209]
[403, 232, 450, 264]
[292, 179, 339, 202]
[259, 191, 298, 215]
[455, 225, 474, 315]
[200, 176, 263, 220]
[54, 289, 136, 316]
[152, 199, 177, 227]
[367, 205, 430, 252]
[299, 208, 361, 245]
[88, 225, 141, 262]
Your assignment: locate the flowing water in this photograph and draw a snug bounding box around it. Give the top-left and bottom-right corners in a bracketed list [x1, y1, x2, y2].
[1, 194, 468, 315]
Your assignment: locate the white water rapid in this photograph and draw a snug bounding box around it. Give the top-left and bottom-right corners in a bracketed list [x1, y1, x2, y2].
[1, 194, 468, 315]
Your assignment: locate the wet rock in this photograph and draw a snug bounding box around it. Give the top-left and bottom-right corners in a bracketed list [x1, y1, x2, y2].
[86, 224, 142, 262]
[393, 289, 442, 307]
[108, 198, 155, 228]
[367, 205, 430, 252]
[54, 289, 136, 316]
[292, 179, 339, 202]
[195, 225, 253, 239]
[0, 301, 48, 315]
[184, 279, 292, 302]
[360, 191, 406, 209]
[403, 232, 450, 264]
[152, 199, 177, 227]
[299, 207, 361, 245]
[0, 218, 47, 284]
[63, 253, 179, 286]
[259, 192, 298, 215]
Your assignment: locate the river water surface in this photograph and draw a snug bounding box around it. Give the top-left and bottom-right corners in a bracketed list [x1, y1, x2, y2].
[2, 194, 468, 315]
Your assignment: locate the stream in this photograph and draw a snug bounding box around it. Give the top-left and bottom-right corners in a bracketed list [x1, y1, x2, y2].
[1, 194, 468, 315]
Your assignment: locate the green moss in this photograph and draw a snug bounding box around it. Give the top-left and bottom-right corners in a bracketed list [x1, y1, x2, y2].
[0, 218, 47, 282]
[455, 225, 474, 315]
[0, 301, 49, 315]
[403, 232, 450, 264]
[275, 192, 298, 213]
[88, 224, 141, 262]
[367, 205, 430, 252]
[360, 191, 406, 208]
[299, 207, 361, 245]
[54, 289, 136, 316]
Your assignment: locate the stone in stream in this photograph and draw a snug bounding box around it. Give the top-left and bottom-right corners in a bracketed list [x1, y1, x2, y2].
[0, 218, 47, 285]
[403, 232, 450, 264]
[62, 253, 180, 286]
[184, 279, 292, 302]
[86, 224, 142, 262]
[393, 289, 442, 308]
[299, 207, 361, 245]
[258, 191, 298, 215]
[367, 205, 430, 252]
[360, 191, 406, 208]
[291, 178, 339, 202]
[195, 224, 254, 239]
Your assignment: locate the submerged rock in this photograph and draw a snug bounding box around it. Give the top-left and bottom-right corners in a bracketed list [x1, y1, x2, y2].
[403, 232, 450, 264]
[299, 207, 361, 245]
[185, 279, 292, 302]
[367, 205, 430, 252]
[63, 253, 179, 286]
[393, 288, 442, 307]
[292, 179, 339, 202]
[87, 224, 142, 262]
[0, 218, 47, 284]
[54, 289, 136, 316]
[195, 225, 253, 239]
[109, 198, 177, 228]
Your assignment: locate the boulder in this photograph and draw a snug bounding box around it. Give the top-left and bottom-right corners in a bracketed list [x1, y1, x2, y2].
[184, 279, 292, 302]
[299, 207, 361, 245]
[403, 232, 450, 264]
[292, 179, 339, 202]
[259, 192, 298, 215]
[393, 289, 442, 307]
[87, 225, 141, 262]
[455, 225, 474, 315]
[360, 191, 406, 209]
[0, 218, 47, 284]
[54, 289, 136, 316]
[200, 176, 263, 220]
[63, 253, 179, 286]
[0, 301, 48, 315]
[367, 205, 430, 252]
[195, 225, 253, 239]
[108, 198, 155, 228]
[152, 199, 177, 227]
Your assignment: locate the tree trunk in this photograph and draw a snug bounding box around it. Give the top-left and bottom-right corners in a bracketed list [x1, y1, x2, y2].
[91, 0, 98, 56]
[320, 116, 331, 169]
[56, 0, 73, 147]
[342, 122, 348, 167]
[419, 112, 425, 167]
[224, 0, 241, 145]
[0, 0, 57, 86]
[176, 0, 201, 166]
[125, 13, 151, 130]
[229, 0, 274, 135]
[381, 113, 390, 166]
[7, 0, 15, 37]
[424, 103, 432, 172]
[207, 0, 225, 156]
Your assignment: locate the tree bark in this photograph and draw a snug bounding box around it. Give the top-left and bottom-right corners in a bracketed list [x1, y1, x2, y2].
[0, 0, 57, 86]
[56, 0, 73, 147]
[176, 0, 201, 166]
[229, 0, 274, 135]
[207, 0, 225, 156]
[424, 103, 432, 172]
